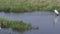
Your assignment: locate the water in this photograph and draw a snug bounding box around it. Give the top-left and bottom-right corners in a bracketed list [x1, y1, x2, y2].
[0, 11, 60, 34]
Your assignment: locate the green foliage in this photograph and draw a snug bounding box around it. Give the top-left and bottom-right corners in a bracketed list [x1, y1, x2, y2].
[0, 18, 32, 32]
[0, 0, 60, 12]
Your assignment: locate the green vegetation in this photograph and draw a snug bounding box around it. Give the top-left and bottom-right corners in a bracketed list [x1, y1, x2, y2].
[0, 18, 32, 32]
[0, 0, 60, 12]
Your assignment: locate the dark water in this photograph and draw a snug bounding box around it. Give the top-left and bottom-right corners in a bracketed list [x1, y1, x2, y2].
[0, 11, 60, 34]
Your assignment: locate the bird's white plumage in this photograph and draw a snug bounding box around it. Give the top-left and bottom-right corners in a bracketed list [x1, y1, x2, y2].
[54, 9, 59, 14]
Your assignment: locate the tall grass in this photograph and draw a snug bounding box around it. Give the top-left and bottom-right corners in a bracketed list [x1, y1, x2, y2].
[0, 0, 60, 12]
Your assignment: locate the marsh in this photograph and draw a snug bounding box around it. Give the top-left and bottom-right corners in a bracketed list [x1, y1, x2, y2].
[0, 11, 60, 34]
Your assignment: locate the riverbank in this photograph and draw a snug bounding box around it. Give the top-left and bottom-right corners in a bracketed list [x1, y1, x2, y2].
[0, 18, 32, 32]
[0, 0, 60, 12]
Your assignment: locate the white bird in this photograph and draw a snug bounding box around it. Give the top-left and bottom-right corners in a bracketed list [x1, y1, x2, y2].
[54, 9, 59, 16]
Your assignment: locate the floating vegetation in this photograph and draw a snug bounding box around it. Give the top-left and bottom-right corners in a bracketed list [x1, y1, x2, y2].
[0, 18, 32, 32]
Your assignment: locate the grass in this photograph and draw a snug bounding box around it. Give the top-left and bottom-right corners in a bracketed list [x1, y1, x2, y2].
[0, 0, 60, 12]
[0, 18, 32, 32]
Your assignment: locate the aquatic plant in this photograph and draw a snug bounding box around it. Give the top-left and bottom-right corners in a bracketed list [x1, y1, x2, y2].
[0, 18, 32, 32]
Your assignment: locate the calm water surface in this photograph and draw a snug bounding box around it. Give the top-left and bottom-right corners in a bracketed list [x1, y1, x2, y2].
[0, 11, 60, 34]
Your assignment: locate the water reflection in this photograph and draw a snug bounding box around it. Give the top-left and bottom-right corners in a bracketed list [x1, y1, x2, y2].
[53, 16, 59, 26]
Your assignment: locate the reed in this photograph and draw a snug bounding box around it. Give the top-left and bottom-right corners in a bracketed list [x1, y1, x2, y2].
[0, 0, 60, 12]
